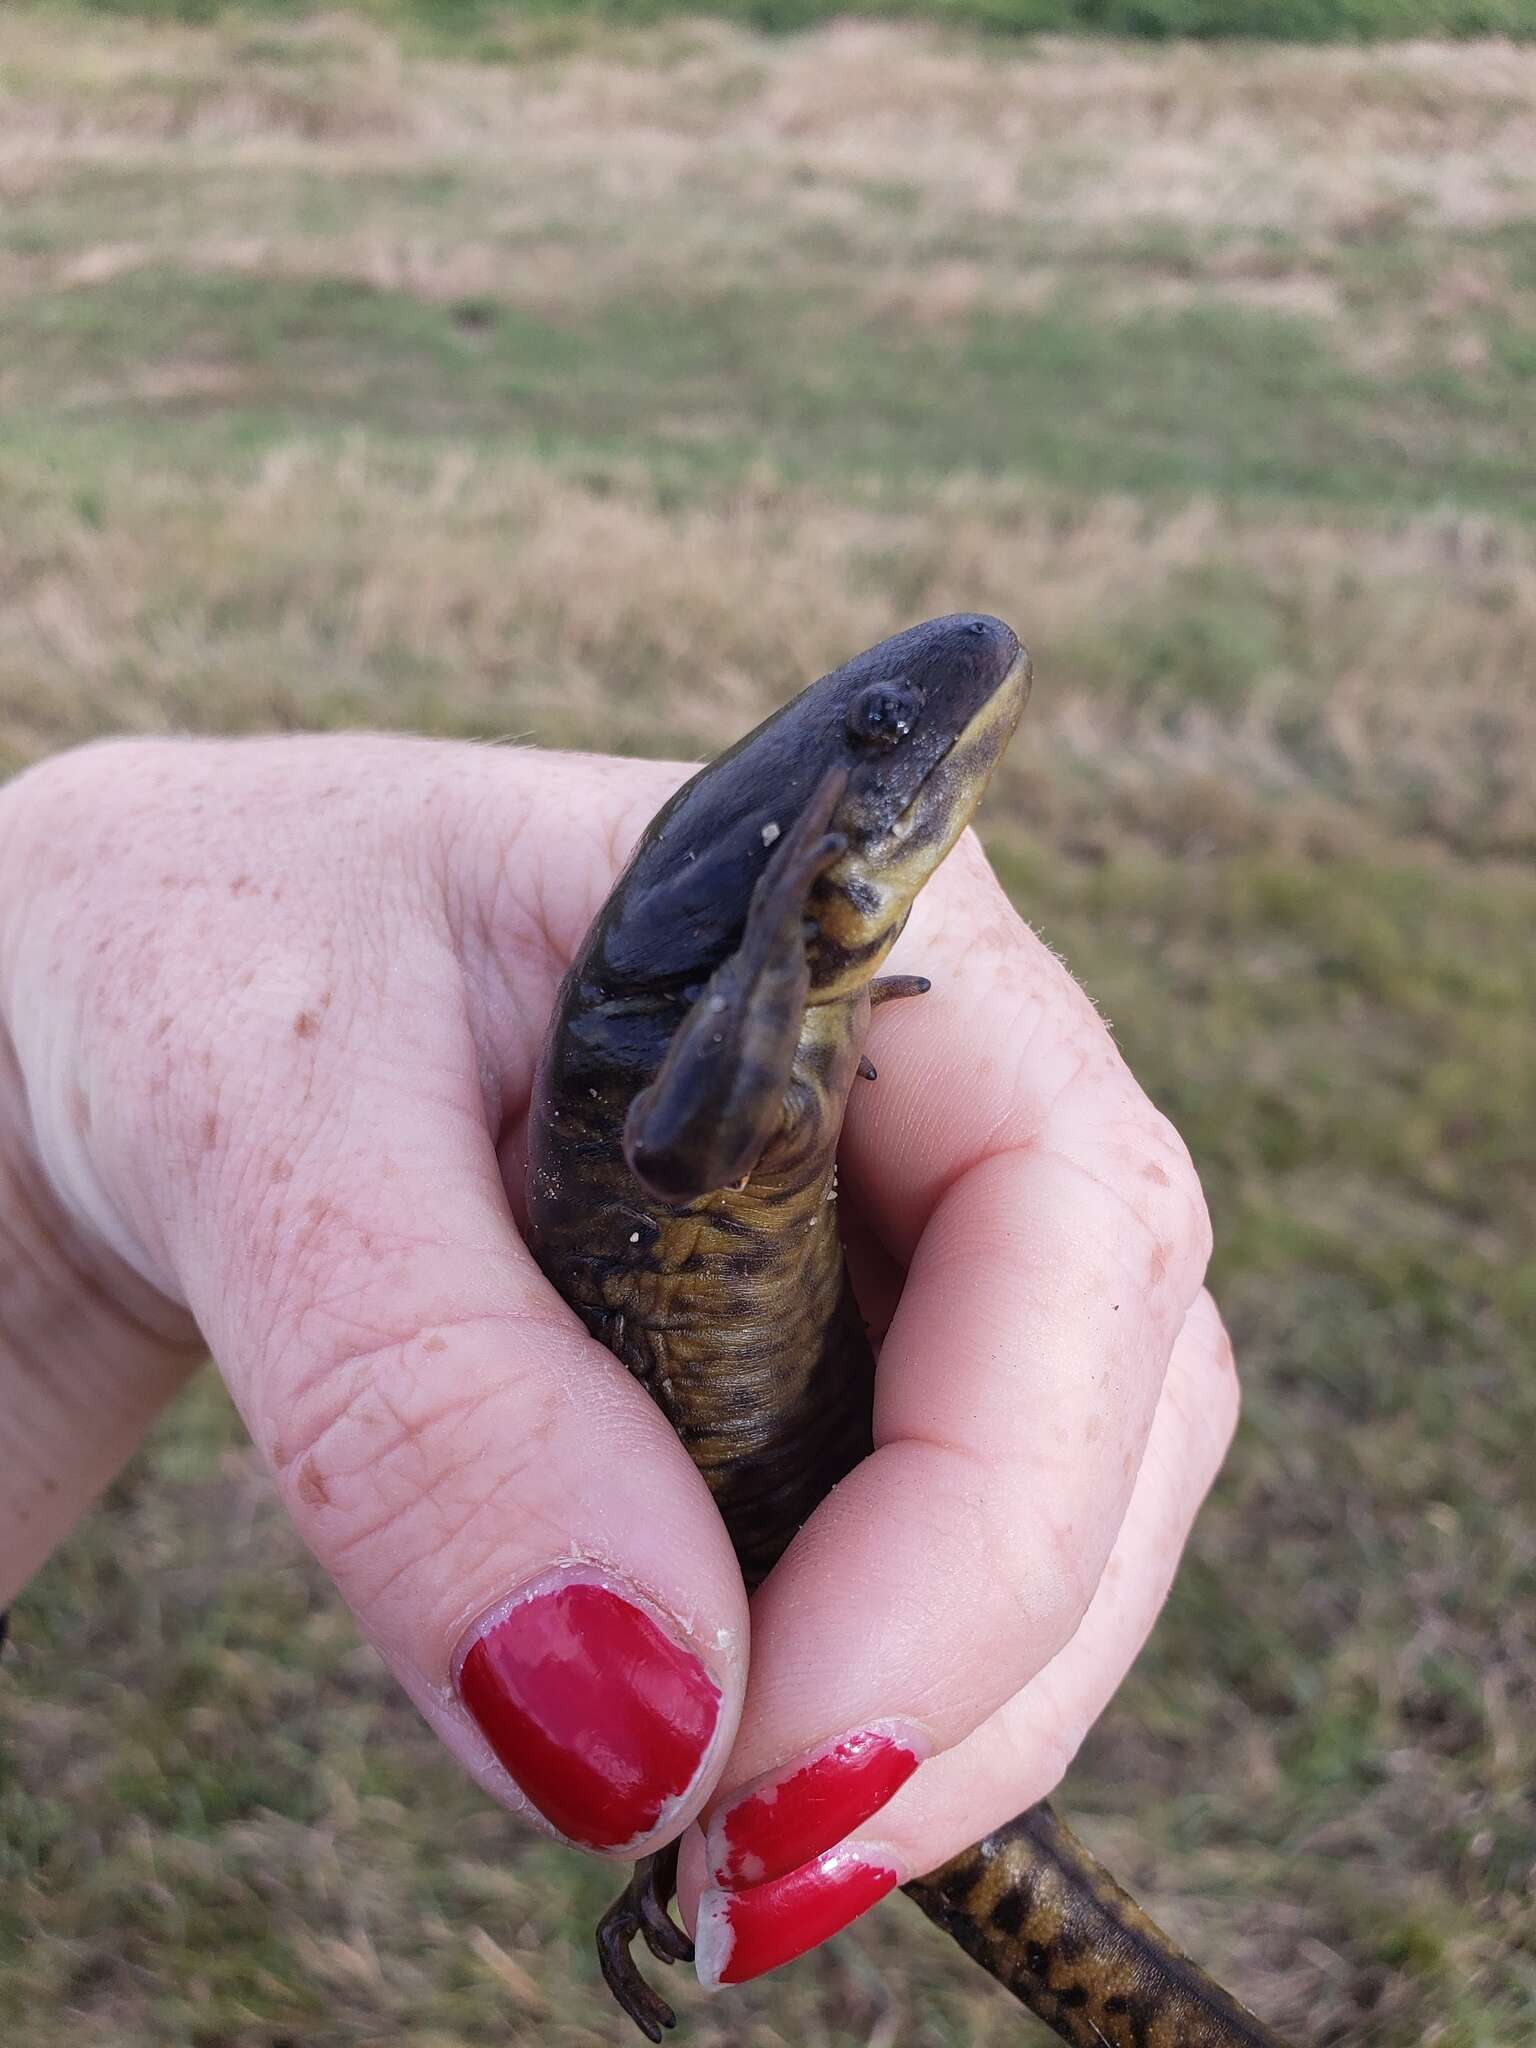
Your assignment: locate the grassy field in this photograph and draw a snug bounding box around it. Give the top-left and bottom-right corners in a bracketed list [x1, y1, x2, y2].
[1, 10, 1533, 2047]
[35, 0, 1536, 45]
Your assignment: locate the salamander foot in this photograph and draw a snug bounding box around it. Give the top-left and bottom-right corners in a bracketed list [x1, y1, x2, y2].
[597, 1844, 694, 2042]
[869, 974, 930, 1008]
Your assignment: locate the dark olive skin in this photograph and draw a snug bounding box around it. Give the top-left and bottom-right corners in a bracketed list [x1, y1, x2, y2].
[526, 616, 1292, 2048]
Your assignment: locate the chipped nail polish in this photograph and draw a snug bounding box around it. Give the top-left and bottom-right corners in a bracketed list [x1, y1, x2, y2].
[696, 1842, 902, 1986]
[707, 1723, 926, 1889]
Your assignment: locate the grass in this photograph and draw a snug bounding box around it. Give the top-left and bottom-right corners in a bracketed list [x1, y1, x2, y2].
[0, 9, 1533, 2047]
[27, 0, 1536, 43]
[5, 264, 1532, 514]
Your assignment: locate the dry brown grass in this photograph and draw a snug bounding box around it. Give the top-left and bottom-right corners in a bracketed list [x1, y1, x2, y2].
[3, 15, 1535, 330]
[4, 449, 1533, 852]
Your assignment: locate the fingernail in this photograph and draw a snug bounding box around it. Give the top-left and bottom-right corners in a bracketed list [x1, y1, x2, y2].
[695, 1843, 902, 1986]
[456, 1573, 722, 1852]
[706, 1723, 927, 1889]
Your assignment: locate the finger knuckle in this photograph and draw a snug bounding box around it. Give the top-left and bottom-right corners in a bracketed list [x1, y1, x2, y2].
[884, 1443, 1097, 1685]
[1119, 1102, 1213, 1313]
[1176, 1291, 1241, 1453]
[1036, 1015, 1212, 1310]
[971, 1486, 1099, 1664]
[1152, 1108, 1213, 1261]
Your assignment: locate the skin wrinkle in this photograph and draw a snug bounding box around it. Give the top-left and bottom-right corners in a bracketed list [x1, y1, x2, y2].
[846, 1435, 1099, 1662]
[1055, 1096, 1210, 1242]
[893, 1166, 1168, 1417]
[889, 1077, 1048, 1232]
[502, 754, 680, 967]
[848, 1004, 1126, 1260]
[319, 1377, 489, 1504]
[260, 1307, 580, 1491]
[233, 1053, 493, 1335]
[390, 753, 484, 946]
[457, 833, 548, 1136]
[287, 1256, 450, 1331]
[1026, 1141, 1205, 1329]
[351, 1452, 592, 1617]
[1084, 1100, 1210, 1220]
[307, 1385, 540, 1591]
[0, 1119, 198, 1363]
[229, 1124, 353, 1345]
[0, 1027, 196, 1355]
[888, 1359, 1155, 1548]
[525, 831, 583, 1012]
[161, 947, 360, 1307]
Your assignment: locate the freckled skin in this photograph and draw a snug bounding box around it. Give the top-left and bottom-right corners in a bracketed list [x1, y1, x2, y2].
[295, 1455, 330, 1508]
[525, 616, 1291, 2047]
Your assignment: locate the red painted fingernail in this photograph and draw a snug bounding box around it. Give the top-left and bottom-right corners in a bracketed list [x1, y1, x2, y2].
[457, 1576, 722, 1852]
[707, 1724, 927, 1889]
[695, 1843, 902, 1986]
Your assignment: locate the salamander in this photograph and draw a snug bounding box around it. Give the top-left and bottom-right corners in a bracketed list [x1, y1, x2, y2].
[525, 613, 1291, 2048]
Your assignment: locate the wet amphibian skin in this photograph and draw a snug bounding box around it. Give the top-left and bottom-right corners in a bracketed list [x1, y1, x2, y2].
[526, 615, 1291, 2048]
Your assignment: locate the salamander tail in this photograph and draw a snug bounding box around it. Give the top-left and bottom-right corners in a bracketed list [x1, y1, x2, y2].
[903, 1801, 1293, 2048]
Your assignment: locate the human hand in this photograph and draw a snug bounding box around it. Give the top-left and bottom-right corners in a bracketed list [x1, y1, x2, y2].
[0, 735, 1236, 1982]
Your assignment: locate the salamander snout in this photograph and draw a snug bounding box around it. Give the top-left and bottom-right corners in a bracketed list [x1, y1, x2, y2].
[922, 615, 1027, 710]
[927, 612, 1021, 678]
[971, 613, 1021, 662]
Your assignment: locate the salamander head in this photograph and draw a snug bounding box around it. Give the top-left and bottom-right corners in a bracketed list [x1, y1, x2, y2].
[594, 613, 1029, 1000]
[805, 612, 1030, 996]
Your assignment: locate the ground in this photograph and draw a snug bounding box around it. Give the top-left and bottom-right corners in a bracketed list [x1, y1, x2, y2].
[0, 10, 1532, 2047]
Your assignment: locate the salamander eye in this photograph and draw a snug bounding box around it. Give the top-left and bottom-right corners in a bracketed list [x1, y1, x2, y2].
[847, 680, 921, 748]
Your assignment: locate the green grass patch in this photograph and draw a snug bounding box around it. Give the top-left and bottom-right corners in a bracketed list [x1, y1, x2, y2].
[5, 266, 1532, 519]
[32, 0, 1536, 42]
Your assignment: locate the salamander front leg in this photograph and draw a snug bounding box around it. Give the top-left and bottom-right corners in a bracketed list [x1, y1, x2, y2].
[869, 973, 930, 1007]
[596, 1842, 693, 2042]
[859, 974, 931, 1081]
[623, 764, 850, 1203]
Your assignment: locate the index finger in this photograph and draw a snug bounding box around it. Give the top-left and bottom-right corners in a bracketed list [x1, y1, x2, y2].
[696, 828, 1211, 1901]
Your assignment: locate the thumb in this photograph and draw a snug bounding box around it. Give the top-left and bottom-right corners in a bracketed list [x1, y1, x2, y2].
[178, 984, 746, 1857]
[0, 736, 745, 1855]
